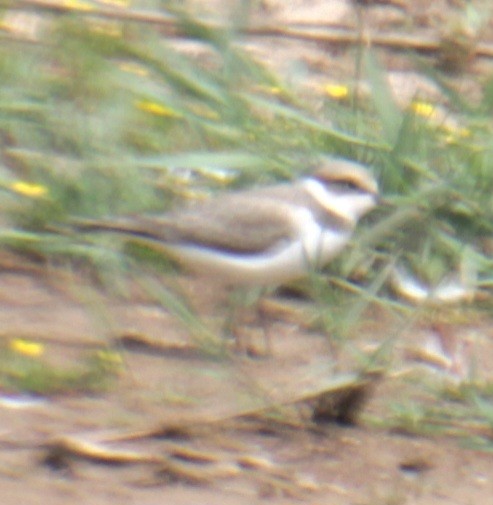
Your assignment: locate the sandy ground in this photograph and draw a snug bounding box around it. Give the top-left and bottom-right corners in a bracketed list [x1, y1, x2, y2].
[2, 254, 493, 505]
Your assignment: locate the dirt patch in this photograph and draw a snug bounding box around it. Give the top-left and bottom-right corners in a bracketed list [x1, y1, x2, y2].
[1, 258, 493, 504]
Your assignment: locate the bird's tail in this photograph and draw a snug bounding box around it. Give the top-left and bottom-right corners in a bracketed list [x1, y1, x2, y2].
[70, 216, 161, 242]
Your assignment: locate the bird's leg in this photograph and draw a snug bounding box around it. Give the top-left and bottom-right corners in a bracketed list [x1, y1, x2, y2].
[222, 288, 241, 348]
[255, 292, 274, 357]
[223, 287, 271, 357]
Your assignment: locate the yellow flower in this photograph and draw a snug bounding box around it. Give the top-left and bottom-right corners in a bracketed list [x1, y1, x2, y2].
[136, 100, 182, 118]
[10, 181, 48, 198]
[410, 101, 436, 118]
[324, 84, 350, 100]
[63, 0, 95, 11]
[444, 126, 471, 144]
[10, 339, 44, 358]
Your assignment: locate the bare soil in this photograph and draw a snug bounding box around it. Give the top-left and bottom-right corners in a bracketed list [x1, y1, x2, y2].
[2, 1, 493, 504]
[3, 257, 493, 505]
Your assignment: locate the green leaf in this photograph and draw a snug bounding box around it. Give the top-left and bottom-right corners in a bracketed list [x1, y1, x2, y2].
[364, 51, 403, 147]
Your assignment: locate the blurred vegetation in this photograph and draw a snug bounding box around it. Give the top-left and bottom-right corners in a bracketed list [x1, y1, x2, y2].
[0, 3, 491, 309]
[0, 1, 493, 322]
[0, 9, 487, 258]
[1, 0, 493, 436]
[0, 337, 121, 395]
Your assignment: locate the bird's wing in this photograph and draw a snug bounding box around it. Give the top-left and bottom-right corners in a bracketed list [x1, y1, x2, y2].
[133, 196, 304, 254]
[77, 196, 306, 255]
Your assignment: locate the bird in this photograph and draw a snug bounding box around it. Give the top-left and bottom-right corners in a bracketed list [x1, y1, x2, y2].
[76, 158, 378, 353]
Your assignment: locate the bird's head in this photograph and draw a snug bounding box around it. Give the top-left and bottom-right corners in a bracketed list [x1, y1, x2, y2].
[304, 159, 379, 224]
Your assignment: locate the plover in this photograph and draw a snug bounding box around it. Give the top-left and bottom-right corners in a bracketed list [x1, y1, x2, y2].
[77, 158, 378, 352]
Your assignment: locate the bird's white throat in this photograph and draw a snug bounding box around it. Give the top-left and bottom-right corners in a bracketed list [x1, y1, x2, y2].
[302, 177, 378, 224]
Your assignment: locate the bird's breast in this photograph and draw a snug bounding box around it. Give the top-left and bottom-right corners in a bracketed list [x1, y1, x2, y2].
[300, 226, 351, 268]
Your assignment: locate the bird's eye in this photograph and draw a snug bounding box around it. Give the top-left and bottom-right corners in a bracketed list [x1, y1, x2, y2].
[335, 180, 360, 191]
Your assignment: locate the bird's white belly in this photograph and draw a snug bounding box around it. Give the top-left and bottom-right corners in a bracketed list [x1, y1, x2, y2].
[163, 228, 351, 286]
